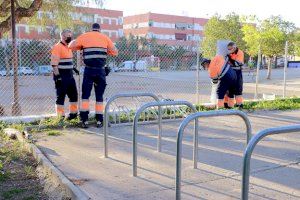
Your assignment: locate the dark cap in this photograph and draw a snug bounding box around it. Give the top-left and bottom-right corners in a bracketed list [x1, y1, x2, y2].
[201, 58, 211, 67]
[92, 23, 100, 30]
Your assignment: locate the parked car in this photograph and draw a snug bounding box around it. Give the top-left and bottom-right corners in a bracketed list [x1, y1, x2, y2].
[18, 66, 34, 76]
[115, 60, 148, 72]
[0, 68, 7, 76]
[36, 65, 52, 75]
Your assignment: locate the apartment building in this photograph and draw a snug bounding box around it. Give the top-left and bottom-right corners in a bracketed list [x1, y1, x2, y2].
[16, 7, 123, 42]
[124, 12, 208, 49]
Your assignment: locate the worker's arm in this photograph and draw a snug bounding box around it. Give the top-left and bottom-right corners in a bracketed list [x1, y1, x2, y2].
[50, 46, 60, 76]
[68, 35, 83, 51]
[232, 50, 244, 67]
[106, 36, 118, 56]
[208, 56, 221, 80]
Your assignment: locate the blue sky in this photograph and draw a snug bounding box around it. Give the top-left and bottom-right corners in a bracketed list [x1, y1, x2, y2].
[98, 0, 300, 27]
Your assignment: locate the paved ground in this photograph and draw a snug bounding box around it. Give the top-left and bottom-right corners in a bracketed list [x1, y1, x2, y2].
[35, 110, 300, 200]
[1, 68, 300, 117]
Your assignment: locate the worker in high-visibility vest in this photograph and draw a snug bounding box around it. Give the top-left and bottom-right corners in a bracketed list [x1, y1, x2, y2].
[227, 42, 244, 108]
[50, 29, 79, 119]
[201, 56, 237, 109]
[69, 23, 118, 128]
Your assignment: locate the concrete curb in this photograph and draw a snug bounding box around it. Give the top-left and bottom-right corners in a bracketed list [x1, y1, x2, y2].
[3, 128, 91, 200]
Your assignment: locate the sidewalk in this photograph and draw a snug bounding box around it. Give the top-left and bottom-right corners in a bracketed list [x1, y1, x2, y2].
[35, 110, 300, 200]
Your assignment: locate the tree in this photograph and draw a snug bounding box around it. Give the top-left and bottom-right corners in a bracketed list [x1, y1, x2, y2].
[171, 46, 187, 70]
[242, 16, 296, 79]
[201, 13, 246, 58]
[0, 0, 104, 35]
[242, 24, 260, 57]
[114, 35, 138, 64]
[288, 31, 300, 58]
[294, 32, 300, 57]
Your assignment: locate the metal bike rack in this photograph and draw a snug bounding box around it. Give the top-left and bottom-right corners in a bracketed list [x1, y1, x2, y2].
[104, 93, 160, 158]
[133, 100, 198, 177]
[242, 125, 300, 200]
[175, 110, 252, 200]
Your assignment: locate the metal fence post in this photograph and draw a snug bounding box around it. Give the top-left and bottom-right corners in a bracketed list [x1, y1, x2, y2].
[283, 41, 288, 98]
[196, 44, 200, 105]
[254, 47, 261, 99]
[242, 125, 300, 200]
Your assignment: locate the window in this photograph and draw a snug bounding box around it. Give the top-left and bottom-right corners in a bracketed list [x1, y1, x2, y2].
[102, 31, 110, 36]
[96, 17, 102, 24]
[82, 14, 94, 23]
[175, 33, 187, 41]
[118, 29, 124, 37]
[111, 31, 117, 38]
[72, 12, 81, 20]
[103, 18, 109, 24]
[139, 22, 148, 28]
[147, 32, 154, 38]
[111, 19, 117, 25]
[149, 20, 154, 27]
[187, 24, 194, 29]
[118, 17, 123, 25]
[175, 23, 188, 30]
[194, 24, 203, 31]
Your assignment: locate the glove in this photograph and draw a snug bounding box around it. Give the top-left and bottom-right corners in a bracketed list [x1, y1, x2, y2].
[54, 74, 62, 88]
[105, 67, 111, 76]
[73, 68, 80, 75]
[211, 79, 219, 84]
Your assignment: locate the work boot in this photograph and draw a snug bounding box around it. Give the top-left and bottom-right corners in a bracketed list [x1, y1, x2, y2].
[67, 113, 78, 121]
[81, 121, 88, 129]
[96, 121, 103, 128]
[224, 103, 230, 109]
[235, 104, 244, 109]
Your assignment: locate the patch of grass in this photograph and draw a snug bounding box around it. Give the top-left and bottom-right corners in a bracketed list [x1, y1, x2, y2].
[24, 165, 35, 178]
[23, 197, 35, 200]
[243, 98, 300, 111]
[0, 171, 10, 182]
[2, 188, 26, 199]
[0, 160, 10, 182]
[0, 140, 26, 162]
[40, 116, 81, 129]
[46, 130, 62, 136]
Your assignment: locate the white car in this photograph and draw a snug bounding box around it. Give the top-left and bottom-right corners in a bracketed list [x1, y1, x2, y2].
[115, 60, 148, 72]
[18, 67, 34, 76]
[0, 69, 6, 76]
[37, 65, 52, 75]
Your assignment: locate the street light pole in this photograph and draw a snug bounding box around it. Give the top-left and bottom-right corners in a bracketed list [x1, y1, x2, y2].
[11, 0, 21, 116]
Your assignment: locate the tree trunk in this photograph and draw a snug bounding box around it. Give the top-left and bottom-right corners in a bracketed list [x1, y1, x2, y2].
[274, 56, 278, 68]
[266, 57, 272, 79]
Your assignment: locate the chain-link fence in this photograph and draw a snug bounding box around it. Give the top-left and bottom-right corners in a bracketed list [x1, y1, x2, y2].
[0, 38, 300, 118]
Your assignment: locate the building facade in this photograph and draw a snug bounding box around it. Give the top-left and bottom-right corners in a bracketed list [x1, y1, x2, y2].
[16, 7, 123, 42]
[124, 12, 208, 49]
